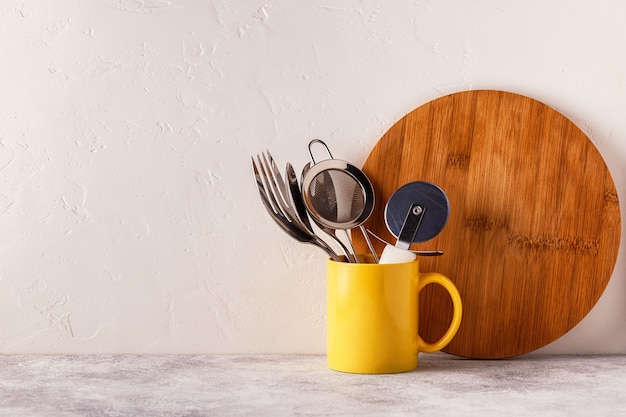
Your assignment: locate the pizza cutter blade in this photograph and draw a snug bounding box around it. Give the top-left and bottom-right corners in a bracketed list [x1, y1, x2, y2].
[384, 181, 450, 245]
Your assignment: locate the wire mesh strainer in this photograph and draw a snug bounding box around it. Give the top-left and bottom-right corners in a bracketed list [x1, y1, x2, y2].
[302, 140, 378, 263]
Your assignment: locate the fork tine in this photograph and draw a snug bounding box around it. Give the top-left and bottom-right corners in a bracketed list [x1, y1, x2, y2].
[253, 156, 304, 236]
[259, 152, 291, 220]
[265, 150, 291, 210]
[252, 156, 279, 216]
[257, 153, 284, 217]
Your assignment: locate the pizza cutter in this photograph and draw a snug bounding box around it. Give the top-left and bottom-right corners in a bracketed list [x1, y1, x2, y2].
[379, 181, 450, 264]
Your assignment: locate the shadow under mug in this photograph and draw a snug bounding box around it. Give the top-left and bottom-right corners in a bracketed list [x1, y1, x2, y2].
[327, 255, 462, 374]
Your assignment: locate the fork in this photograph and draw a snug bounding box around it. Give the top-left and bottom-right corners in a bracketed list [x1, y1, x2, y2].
[264, 153, 353, 262]
[252, 154, 342, 261]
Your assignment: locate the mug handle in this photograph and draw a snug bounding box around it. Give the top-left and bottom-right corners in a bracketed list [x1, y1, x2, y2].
[416, 272, 463, 353]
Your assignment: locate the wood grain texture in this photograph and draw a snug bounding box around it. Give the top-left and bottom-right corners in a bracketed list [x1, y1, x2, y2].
[353, 90, 621, 358]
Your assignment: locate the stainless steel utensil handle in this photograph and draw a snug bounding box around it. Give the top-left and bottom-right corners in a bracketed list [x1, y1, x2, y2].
[308, 139, 333, 164]
[359, 225, 379, 263]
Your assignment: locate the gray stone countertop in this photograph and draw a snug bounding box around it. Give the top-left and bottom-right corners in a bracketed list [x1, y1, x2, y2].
[1, 353, 625, 416]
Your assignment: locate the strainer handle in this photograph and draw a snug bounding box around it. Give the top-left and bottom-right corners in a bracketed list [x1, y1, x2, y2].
[308, 139, 333, 164]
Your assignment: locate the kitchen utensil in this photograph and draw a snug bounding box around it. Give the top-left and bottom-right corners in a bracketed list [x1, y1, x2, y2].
[285, 162, 353, 261]
[301, 162, 357, 262]
[252, 155, 342, 261]
[378, 181, 450, 264]
[302, 140, 379, 263]
[352, 89, 621, 358]
[385, 181, 450, 246]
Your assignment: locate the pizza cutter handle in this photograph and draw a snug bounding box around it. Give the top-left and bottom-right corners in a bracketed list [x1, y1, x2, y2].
[396, 204, 426, 250]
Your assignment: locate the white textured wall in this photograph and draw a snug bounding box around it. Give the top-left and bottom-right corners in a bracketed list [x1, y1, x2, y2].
[0, 0, 624, 354]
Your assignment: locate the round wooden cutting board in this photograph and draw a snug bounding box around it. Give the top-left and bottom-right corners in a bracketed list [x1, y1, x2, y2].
[352, 90, 621, 359]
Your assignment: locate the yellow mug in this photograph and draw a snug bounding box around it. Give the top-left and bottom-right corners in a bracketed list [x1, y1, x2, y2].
[327, 256, 462, 374]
